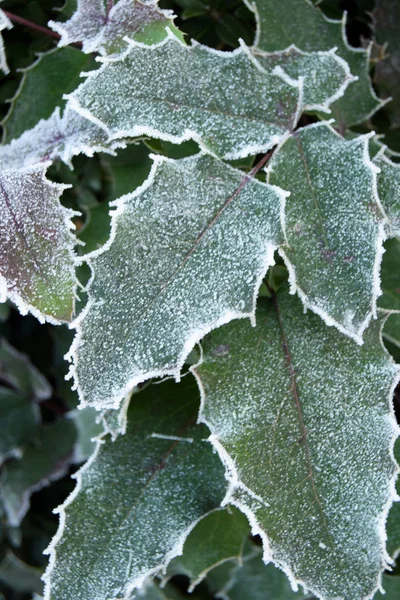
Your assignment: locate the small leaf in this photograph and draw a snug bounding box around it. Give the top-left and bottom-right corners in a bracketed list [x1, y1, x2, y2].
[244, 0, 384, 127]
[43, 377, 226, 600]
[67, 153, 285, 409]
[69, 406, 103, 463]
[378, 238, 400, 358]
[49, 0, 180, 56]
[192, 290, 399, 600]
[374, 151, 400, 238]
[0, 338, 51, 400]
[0, 551, 44, 595]
[166, 507, 249, 590]
[0, 163, 78, 323]
[0, 419, 76, 526]
[268, 122, 386, 343]
[0, 386, 40, 465]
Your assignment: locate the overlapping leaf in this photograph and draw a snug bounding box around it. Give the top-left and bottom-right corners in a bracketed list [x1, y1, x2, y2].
[49, 0, 179, 56]
[67, 153, 285, 409]
[0, 7, 11, 75]
[268, 122, 386, 343]
[244, 0, 384, 127]
[374, 151, 400, 238]
[0, 164, 78, 323]
[193, 291, 399, 600]
[68, 36, 351, 160]
[43, 378, 226, 600]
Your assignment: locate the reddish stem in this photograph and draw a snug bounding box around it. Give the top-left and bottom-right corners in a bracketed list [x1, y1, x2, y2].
[3, 10, 61, 41]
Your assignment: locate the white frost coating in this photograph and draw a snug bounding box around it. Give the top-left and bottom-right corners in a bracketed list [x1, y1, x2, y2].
[0, 7, 12, 75]
[0, 162, 79, 324]
[49, 0, 176, 56]
[66, 153, 285, 410]
[267, 121, 389, 344]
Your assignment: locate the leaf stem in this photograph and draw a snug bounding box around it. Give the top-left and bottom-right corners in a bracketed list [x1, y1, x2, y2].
[3, 11, 61, 41]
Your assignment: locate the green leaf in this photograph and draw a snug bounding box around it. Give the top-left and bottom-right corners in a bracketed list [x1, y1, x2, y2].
[268, 122, 386, 343]
[2, 47, 93, 142]
[374, 152, 400, 238]
[0, 338, 51, 399]
[67, 153, 284, 409]
[0, 164, 78, 323]
[373, 0, 400, 129]
[0, 419, 77, 526]
[375, 575, 400, 600]
[67, 36, 350, 160]
[49, 0, 180, 55]
[192, 290, 399, 600]
[0, 386, 40, 464]
[166, 508, 249, 590]
[0, 9, 12, 75]
[244, 0, 384, 127]
[69, 407, 103, 463]
[43, 377, 226, 600]
[386, 440, 400, 560]
[378, 238, 400, 358]
[0, 551, 44, 595]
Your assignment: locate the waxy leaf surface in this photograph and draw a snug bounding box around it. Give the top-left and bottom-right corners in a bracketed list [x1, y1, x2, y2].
[194, 291, 399, 600]
[44, 378, 226, 600]
[69, 153, 284, 409]
[268, 123, 385, 342]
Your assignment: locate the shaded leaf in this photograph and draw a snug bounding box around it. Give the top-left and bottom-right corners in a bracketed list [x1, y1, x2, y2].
[374, 151, 400, 238]
[0, 386, 40, 465]
[0, 338, 51, 399]
[386, 440, 400, 560]
[193, 291, 399, 600]
[0, 551, 44, 595]
[0, 163, 77, 323]
[378, 238, 400, 359]
[268, 122, 385, 343]
[67, 153, 284, 409]
[43, 377, 226, 600]
[375, 575, 400, 600]
[69, 406, 103, 463]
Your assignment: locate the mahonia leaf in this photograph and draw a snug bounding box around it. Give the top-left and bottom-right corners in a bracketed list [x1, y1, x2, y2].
[0, 386, 40, 465]
[243, 0, 384, 127]
[0, 419, 77, 526]
[68, 36, 352, 160]
[0, 163, 78, 323]
[166, 508, 249, 591]
[374, 151, 400, 238]
[49, 0, 179, 56]
[268, 122, 386, 343]
[0, 338, 51, 399]
[0, 8, 12, 75]
[69, 406, 103, 463]
[1, 47, 93, 142]
[192, 291, 400, 600]
[67, 153, 285, 409]
[373, 0, 400, 130]
[43, 378, 226, 600]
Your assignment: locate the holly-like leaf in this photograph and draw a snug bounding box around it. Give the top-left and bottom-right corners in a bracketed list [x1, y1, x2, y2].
[243, 0, 384, 127]
[268, 122, 386, 343]
[43, 378, 226, 600]
[67, 153, 285, 409]
[0, 8, 12, 75]
[2, 47, 93, 142]
[69, 407, 103, 463]
[68, 36, 351, 160]
[374, 151, 400, 238]
[166, 508, 249, 591]
[373, 0, 400, 130]
[0, 419, 76, 526]
[0, 386, 40, 465]
[49, 0, 179, 56]
[378, 238, 400, 358]
[0, 338, 51, 400]
[0, 163, 78, 323]
[192, 290, 399, 600]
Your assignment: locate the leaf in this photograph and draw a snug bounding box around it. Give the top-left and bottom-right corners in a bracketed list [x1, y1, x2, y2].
[375, 575, 400, 600]
[166, 507, 249, 590]
[373, 0, 400, 129]
[0, 338, 51, 400]
[374, 151, 400, 238]
[1, 47, 93, 142]
[0, 163, 78, 323]
[66, 153, 285, 409]
[0, 8, 12, 75]
[0, 419, 77, 526]
[378, 238, 400, 358]
[0, 386, 40, 465]
[0, 551, 44, 595]
[386, 440, 400, 560]
[43, 377, 227, 600]
[192, 290, 399, 600]
[267, 122, 386, 343]
[49, 0, 181, 56]
[243, 0, 384, 127]
[69, 406, 103, 463]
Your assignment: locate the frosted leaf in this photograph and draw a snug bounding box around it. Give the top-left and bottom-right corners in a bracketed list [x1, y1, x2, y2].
[68, 36, 303, 160]
[0, 338, 51, 400]
[49, 0, 178, 56]
[0, 163, 78, 323]
[193, 291, 400, 600]
[378, 239, 400, 357]
[374, 152, 400, 238]
[0, 419, 76, 526]
[244, 0, 385, 127]
[268, 122, 386, 343]
[0, 107, 117, 171]
[69, 406, 103, 463]
[0, 8, 12, 75]
[254, 46, 354, 114]
[166, 508, 249, 591]
[43, 377, 226, 600]
[0, 387, 40, 465]
[67, 153, 285, 409]
[387, 442, 400, 560]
